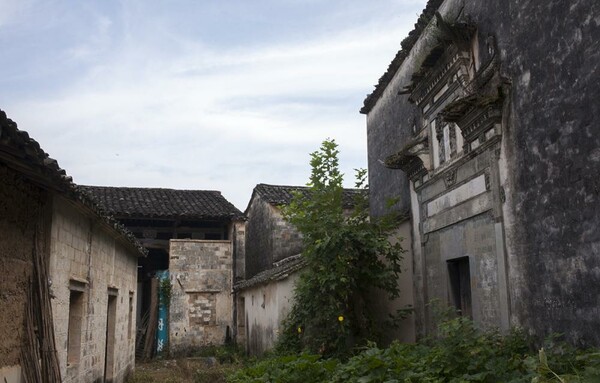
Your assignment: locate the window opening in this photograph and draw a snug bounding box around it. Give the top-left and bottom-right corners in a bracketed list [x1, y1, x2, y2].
[128, 292, 134, 341]
[67, 287, 85, 366]
[104, 290, 118, 380]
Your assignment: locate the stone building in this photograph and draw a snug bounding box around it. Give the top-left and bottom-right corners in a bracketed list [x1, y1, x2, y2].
[0, 110, 145, 383]
[362, 0, 600, 345]
[235, 184, 414, 354]
[235, 184, 307, 354]
[81, 186, 245, 354]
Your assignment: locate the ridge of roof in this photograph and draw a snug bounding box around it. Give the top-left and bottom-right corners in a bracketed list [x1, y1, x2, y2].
[0, 110, 147, 257]
[80, 185, 245, 220]
[83, 185, 224, 193]
[360, 0, 444, 114]
[253, 183, 364, 208]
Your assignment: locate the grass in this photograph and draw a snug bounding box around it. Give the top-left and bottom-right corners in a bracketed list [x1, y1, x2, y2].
[127, 357, 241, 383]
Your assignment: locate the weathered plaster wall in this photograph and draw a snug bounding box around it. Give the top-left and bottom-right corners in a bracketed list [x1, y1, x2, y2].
[49, 196, 138, 383]
[240, 273, 299, 355]
[499, 0, 600, 346]
[0, 164, 46, 381]
[367, 0, 600, 344]
[169, 240, 233, 353]
[368, 222, 415, 343]
[439, 0, 600, 345]
[366, 38, 425, 219]
[245, 195, 303, 278]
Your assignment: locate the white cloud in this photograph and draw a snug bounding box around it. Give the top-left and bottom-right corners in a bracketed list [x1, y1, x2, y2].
[0, 0, 34, 27]
[4, 1, 425, 208]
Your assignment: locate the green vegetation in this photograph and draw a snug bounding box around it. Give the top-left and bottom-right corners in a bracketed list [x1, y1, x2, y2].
[229, 316, 600, 383]
[277, 139, 407, 357]
[228, 140, 600, 382]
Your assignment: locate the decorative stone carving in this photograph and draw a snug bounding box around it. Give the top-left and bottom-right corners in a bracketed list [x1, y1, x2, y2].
[499, 186, 506, 203]
[444, 169, 457, 188]
[440, 35, 505, 144]
[383, 132, 431, 181]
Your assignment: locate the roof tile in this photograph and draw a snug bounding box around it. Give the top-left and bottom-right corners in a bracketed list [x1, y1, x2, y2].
[253, 183, 364, 208]
[81, 186, 244, 220]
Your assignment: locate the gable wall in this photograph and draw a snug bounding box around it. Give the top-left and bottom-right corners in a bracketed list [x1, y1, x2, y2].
[245, 195, 303, 279]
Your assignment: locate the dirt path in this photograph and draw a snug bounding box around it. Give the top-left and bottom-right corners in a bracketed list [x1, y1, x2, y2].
[129, 357, 239, 383]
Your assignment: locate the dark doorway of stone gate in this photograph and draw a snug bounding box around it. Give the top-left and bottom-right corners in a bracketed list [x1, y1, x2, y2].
[447, 257, 472, 318]
[104, 290, 118, 382]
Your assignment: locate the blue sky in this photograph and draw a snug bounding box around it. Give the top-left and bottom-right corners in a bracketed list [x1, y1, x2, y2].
[0, 0, 426, 209]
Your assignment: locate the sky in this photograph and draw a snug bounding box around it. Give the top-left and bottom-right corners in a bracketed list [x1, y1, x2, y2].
[0, 0, 426, 210]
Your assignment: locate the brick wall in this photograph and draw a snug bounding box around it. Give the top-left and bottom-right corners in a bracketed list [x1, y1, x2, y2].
[169, 240, 233, 353]
[49, 196, 138, 383]
[245, 195, 303, 278]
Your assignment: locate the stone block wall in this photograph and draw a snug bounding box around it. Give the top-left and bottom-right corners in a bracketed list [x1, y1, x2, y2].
[49, 196, 138, 383]
[245, 195, 303, 278]
[367, 222, 415, 343]
[169, 240, 233, 353]
[270, 205, 303, 264]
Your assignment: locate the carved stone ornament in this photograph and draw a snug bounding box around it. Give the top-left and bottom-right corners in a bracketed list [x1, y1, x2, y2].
[383, 131, 431, 181]
[500, 186, 506, 203]
[444, 169, 457, 188]
[440, 35, 504, 143]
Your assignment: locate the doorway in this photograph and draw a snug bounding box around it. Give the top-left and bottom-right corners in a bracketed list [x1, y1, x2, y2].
[104, 290, 118, 382]
[447, 257, 472, 318]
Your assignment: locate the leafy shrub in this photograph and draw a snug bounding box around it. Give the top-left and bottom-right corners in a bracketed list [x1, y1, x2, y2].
[277, 139, 407, 357]
[227, 353, 338, 383]
[229, 316, 600, 383]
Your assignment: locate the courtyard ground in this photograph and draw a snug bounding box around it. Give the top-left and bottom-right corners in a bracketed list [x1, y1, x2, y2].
[128, 357, 240, 383]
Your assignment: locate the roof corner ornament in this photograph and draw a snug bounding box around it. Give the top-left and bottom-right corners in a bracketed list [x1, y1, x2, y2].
[383, 129, 431, 181]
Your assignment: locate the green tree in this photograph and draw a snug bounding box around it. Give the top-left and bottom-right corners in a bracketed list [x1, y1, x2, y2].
[278, 139, 406, 358]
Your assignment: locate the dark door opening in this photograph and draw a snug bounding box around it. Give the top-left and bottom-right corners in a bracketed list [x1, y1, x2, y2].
[447, 257, 472, 318]
[104, 291, 117, 382]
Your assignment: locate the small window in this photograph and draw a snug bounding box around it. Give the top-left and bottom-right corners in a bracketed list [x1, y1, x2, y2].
[447, 257, 472, 318]
[128, 292, 134, 341]
[67, 288, 85, 365]
[435, 120, 464, 167]
[105, 290, 118, 379]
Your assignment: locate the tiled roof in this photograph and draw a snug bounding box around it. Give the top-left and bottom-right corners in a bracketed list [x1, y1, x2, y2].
[234, 254, 306, 291]
[360, 0, 443, 114]
[253, 183, 365, 208]
[80, 186, 244, 220]
[0, 110, 146, 257]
